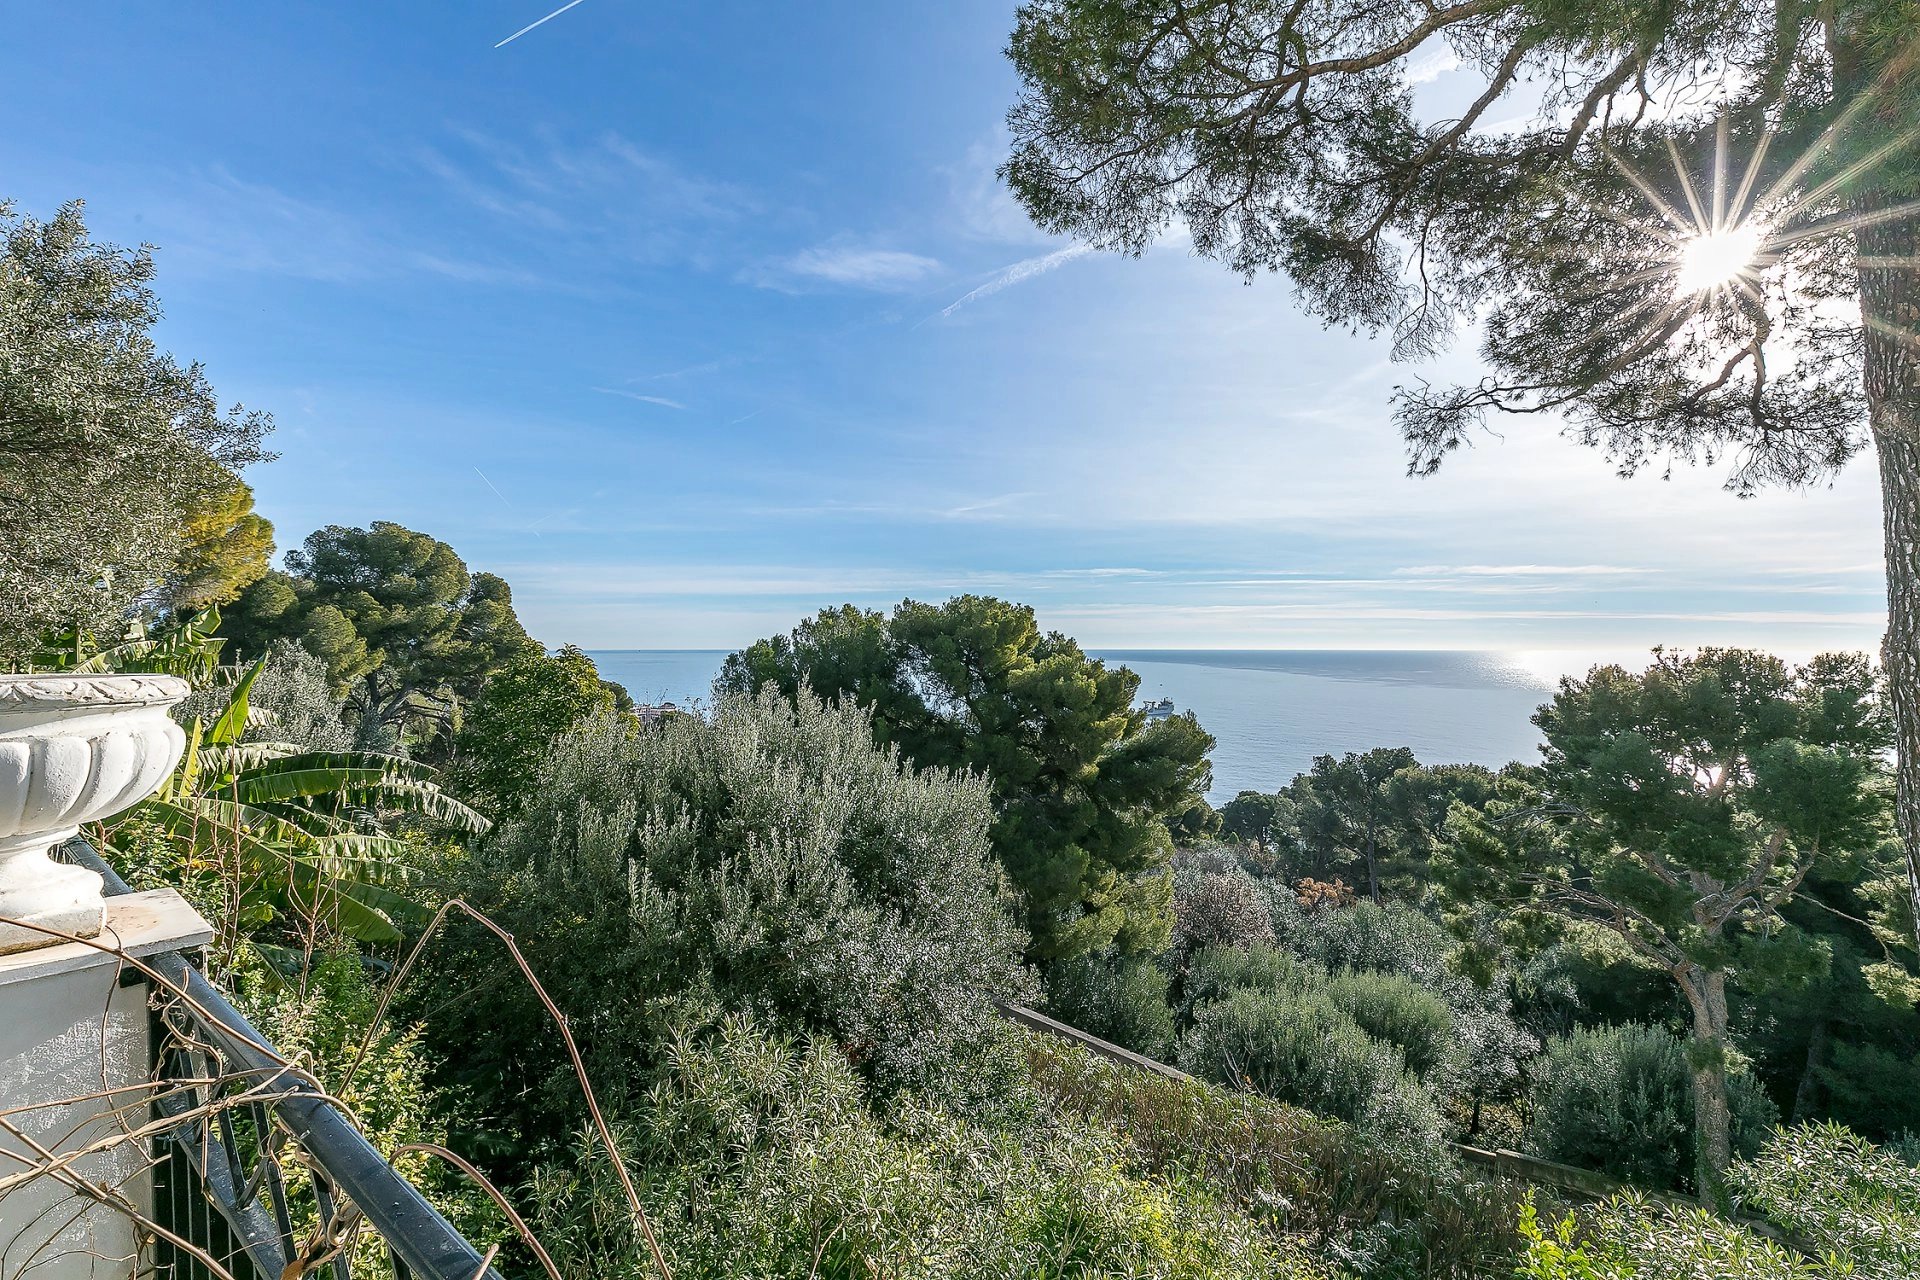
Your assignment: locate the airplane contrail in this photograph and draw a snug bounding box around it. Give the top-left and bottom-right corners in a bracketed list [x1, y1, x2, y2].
[495, 0, 589, 48]
[475, 466, 543, 537]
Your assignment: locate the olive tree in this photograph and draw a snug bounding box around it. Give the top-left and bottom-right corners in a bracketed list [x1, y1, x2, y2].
[1, 199, 271, 660]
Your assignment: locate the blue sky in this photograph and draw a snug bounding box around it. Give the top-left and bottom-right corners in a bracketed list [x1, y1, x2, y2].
[2, 2, 1886, 654]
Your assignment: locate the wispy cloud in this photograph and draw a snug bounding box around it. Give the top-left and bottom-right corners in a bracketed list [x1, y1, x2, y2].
[148, 167, 540, 287]
[1392, 564, 1645, 578]
[495, 0, 590, 48]
[412, 129, 756, 272]
[936, 244, 1092, 318]
[1406, 47, 1460, 84]
[749, 243, 942, 292]
[594, 387, 687, 410]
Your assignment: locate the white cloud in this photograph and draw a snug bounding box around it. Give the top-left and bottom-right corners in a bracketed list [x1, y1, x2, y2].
[146, 167, 540, 287]
[1406, 47, 1460, 84]
[1392, 564, 1645, 578]
[752, 244, 942, 291]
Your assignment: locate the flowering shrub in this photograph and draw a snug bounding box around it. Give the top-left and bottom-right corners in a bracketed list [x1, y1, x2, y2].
[1172, 864, 1277, 952]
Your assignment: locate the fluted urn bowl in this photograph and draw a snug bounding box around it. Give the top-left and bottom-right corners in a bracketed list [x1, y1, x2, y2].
[0, 675, 189, 953]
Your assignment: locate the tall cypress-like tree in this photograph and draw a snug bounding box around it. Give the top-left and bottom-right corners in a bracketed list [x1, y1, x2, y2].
[1000, 0, 1920, 947]
[721, 595, 1215, 960]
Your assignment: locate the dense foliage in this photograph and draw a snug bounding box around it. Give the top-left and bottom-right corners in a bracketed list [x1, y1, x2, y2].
[413, 689, 1035, 1157]
[721, 595, 1215, 960]
[1448, 649, 1888, 1194]
[1519, 1126, 1920, 1278]
[1181, 984, 1447, 1147]
[1529, 1024, 1776, 1194]
[0, 200, 272, 661]
[103, 636, 485, 951]
[222, 521, 538, 750]
[446, 643, 627, 820]
[1024, 1032, 1530, 1278]
[531, 1019, 1330, 1280]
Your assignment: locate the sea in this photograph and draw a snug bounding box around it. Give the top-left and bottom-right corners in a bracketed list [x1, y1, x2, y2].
[587, 649, 1593, 801]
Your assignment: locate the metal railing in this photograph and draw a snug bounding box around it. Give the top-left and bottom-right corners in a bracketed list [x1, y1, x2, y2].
[60, 841, 503, 1280]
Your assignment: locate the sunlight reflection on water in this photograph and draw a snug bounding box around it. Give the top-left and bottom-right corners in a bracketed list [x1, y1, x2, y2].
[588, 648, 1660, 801]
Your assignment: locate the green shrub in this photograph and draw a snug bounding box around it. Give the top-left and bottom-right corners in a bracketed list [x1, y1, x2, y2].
[1730, 1123, 1920, 1278]
[1323, 967, 1455, 1080]
[1179, 942, 1313, 1023]
[446, 644, 618, 819]
[1529, 1024, 1777, 1193]
[177, 638, 352, 751]
[1024, 1031, 1530, 1278]
[1045, 950, 1177, 1060]
[1514, 1194, 1822, 1279]
[1179, 986, 1445, 1148]
[413, 690, 1035, 1155]
[529, 1018, 1330, 1280]
[1288, 900, 1458, 993]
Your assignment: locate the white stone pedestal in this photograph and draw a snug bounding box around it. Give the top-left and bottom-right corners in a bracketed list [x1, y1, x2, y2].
[0, 889, 213, 1279]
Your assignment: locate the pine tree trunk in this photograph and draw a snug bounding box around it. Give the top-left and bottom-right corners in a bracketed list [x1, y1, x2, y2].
[1841, 18, 1920, 960]
[1865, 213, 1920, 960]
[1679, 965, 1733, 1205]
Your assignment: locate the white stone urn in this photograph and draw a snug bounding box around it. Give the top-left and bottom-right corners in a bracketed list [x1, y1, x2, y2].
[0, 675, 189, 954]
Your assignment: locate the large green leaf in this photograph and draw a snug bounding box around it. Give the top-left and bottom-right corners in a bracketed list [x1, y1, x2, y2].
[198, 743, 299, 775]
[235, 766, 404, 804]
[207, 657, 265, 747]
[248, 750, 447, 785]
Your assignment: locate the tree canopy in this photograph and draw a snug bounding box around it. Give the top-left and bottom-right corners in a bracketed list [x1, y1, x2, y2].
[1445, 648, 1889, 1198]
[448, 644, 628, 820]
[720, 595, 1215, 961]
[156, 475, 275, 616]
[0, 199, 272, 661]
[223, 522, 536, 747]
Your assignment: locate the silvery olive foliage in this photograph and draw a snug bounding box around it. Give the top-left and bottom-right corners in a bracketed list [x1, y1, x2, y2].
[176, 639, 351, 752]
[0, 200, 271, 661]
[426, 688, 1036, 1143]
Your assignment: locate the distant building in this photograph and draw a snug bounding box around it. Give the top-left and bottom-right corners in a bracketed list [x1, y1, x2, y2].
[635, 700, 681, 726]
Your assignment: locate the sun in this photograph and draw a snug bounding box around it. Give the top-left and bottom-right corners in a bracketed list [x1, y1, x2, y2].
[1673, 222, 1767, 295]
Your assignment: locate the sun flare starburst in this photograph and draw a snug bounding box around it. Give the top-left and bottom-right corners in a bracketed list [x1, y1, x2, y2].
[1582, 97, 1920, 364]
[1673, 221, 1768, 296]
